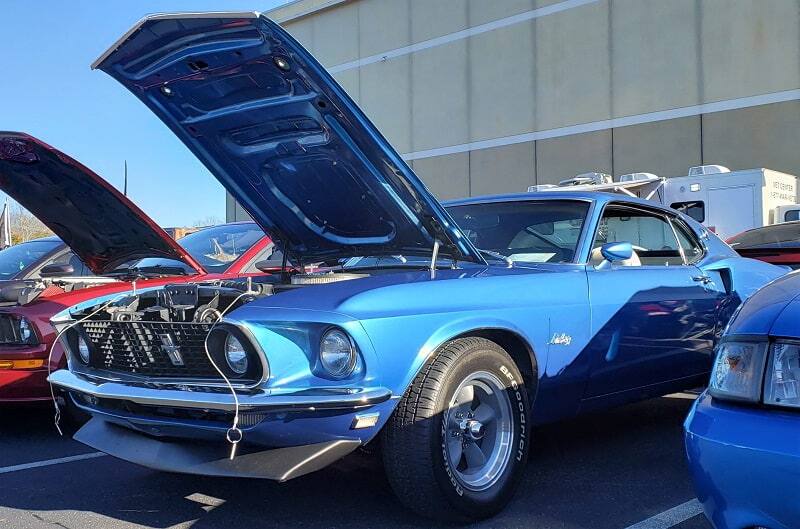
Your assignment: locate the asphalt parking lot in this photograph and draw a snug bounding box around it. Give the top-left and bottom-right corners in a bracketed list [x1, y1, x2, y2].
[0, 394, 711, 529]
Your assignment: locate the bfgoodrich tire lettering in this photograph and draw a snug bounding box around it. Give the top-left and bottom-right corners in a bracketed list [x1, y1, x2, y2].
[381, 337, 532, 521]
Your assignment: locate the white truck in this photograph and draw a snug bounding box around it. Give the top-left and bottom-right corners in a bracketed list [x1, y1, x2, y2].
[528, 166, 800, 240]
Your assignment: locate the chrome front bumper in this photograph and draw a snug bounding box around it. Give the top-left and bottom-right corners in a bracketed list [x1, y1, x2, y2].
[48, 369, 392, 412]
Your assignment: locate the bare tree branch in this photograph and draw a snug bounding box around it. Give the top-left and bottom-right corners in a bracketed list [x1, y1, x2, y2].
[10, 204, 52, 244]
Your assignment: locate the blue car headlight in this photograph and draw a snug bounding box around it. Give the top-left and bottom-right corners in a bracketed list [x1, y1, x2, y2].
[224, 333, 249, 375]
[319, 328, 357, 379]
[764, 341, 800, 409]
[708, 340, 767, 403]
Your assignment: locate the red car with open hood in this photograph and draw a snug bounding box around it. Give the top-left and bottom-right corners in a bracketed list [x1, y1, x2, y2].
[0, 132, 277, 404]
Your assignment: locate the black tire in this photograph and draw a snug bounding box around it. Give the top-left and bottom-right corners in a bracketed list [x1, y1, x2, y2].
[381, 337, 532, 521]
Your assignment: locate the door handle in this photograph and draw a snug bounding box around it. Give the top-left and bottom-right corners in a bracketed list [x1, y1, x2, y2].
[692, 275, 712, 284]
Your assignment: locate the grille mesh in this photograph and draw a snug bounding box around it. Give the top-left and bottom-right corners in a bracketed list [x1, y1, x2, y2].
[80, 320, 222, 379]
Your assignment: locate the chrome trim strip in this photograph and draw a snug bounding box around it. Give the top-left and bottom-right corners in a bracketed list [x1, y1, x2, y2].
[49, 369, 391, 412]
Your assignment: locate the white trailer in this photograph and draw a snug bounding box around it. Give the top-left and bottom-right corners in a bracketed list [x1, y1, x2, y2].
[663, 166, 798, 239]
[527, 166, 800, 240]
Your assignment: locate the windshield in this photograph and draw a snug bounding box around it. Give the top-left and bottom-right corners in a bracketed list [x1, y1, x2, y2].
[135, 223, 265, 274]
[0, 239, 62, 279]
[445, 200, 590, 264]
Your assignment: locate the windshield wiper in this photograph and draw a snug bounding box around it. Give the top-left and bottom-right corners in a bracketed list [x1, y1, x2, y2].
[478, 249, 513, 267]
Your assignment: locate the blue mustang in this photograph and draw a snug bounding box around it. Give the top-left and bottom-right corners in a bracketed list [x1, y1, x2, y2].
[685, 271, 800, 529]
[45, 12, 783, 521]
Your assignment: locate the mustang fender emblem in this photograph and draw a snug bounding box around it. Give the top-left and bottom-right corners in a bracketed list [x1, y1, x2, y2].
[159, 333, 184, 366]
[549, 333, 572, 346]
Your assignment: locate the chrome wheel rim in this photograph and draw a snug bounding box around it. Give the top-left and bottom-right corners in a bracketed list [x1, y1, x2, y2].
[444, 370, 514, 491]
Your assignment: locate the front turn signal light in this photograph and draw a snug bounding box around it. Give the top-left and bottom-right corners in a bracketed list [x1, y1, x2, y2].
[0, 359, 46, 370]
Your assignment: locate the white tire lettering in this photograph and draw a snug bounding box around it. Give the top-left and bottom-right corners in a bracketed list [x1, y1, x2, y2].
[500, 364, 528, 462]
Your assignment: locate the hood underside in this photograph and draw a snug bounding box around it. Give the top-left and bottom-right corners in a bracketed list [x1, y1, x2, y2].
[93, 12, 484, 265]
[0, 133, 203, 275]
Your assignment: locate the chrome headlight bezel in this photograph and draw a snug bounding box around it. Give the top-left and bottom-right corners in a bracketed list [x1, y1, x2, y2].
[62, 328, 93, 365]
[206, 324, 265, 382]
[318, 327, 357, 379]
[708, 338, 768, 403]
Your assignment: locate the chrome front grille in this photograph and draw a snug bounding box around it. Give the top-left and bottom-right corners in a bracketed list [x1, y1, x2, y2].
[80, 320, 221, 379]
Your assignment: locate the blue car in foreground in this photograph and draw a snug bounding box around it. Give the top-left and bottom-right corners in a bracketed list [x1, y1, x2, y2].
[685, 271, 800, 529]
[45, 12, 783, 521]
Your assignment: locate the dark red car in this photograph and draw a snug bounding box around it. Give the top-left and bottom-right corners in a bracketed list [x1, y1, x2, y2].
[0, 132, 277, 404]
[727, 222, 800, 269]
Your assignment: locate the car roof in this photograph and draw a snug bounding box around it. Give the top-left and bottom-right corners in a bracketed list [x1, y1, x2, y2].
[442, 191, 672, 212]
[727, 221, 800, 247]
[731, 221, 800, 237]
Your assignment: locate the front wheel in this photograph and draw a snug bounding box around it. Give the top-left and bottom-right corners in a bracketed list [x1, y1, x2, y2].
[382, 337, 532, 521]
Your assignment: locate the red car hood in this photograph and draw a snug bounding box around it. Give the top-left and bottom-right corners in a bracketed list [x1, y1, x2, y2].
[0, 132, 204, 275]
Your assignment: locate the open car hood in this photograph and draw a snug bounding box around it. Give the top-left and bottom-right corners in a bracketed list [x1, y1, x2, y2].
[93, 12, 484, 265]
[0, 133, 204, 275]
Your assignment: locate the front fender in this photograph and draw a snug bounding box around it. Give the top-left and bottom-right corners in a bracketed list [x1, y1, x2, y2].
[359, 309, 557, 404]
[414, 317, 543, 394]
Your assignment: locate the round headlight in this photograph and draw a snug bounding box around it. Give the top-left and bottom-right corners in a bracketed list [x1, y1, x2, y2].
[77, 335, 90, 364]
[320, 328, 356, 378]
[224, 333, 249, 375]
[18, 318, 33, 343]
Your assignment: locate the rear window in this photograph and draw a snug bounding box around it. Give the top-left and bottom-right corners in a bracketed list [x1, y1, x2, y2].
[670, 201, 705, 223]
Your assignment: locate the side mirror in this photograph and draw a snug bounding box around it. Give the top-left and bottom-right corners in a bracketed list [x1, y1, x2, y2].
[596, 242, 633, 270]
[40, 263, 74, 278]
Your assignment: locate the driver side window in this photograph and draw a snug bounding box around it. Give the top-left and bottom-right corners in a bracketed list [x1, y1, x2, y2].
[594, 206, 684, 266]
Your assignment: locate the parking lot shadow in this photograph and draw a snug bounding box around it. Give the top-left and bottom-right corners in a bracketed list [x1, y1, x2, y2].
[0, 395, 700, 529]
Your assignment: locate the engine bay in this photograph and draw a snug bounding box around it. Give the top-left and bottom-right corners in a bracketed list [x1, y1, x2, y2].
[70, 271, 369, 323]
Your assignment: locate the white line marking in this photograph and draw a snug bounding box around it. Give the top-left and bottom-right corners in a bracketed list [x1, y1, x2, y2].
[624, 499, 704, 529]
[328, 0, 601, 74]
[0, 452, 107, 475]
[401, 88, 800, 161]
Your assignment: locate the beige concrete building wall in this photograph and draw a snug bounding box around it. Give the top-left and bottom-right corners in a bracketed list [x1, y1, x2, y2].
[227, 0, 800, 221]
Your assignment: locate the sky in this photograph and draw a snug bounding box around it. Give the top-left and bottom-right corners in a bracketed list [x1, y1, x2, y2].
[0, 1, 289, 227]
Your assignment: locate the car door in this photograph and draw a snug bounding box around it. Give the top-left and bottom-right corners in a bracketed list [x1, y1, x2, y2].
[672, 217, 733, 359]
[583, 204, 720, 398]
